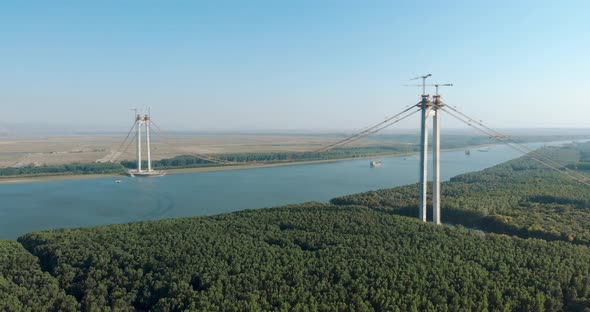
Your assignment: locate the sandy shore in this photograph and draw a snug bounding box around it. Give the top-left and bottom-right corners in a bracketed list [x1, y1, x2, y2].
[0, 173, 123, 184]
[0, 146, 482, 185]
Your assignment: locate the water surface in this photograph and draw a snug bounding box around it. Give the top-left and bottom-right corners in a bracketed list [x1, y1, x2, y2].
[0, 142, 562, 239]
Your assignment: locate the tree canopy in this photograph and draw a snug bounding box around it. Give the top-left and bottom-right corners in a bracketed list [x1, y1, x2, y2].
[9, 203, 590, 311]
[332, 142, 590, 245]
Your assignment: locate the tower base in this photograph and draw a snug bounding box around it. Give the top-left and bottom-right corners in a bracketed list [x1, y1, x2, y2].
[126, 170, 166, 177]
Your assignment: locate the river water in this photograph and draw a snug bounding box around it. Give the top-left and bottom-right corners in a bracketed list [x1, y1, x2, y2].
[0, 142, 565, 239]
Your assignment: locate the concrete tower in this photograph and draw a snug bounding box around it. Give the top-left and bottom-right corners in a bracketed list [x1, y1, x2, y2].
[432, 95, 441, 225]
[431, 84, 452, 224]
[411, 75, 451, 224]
[145, 113, 152, 172]
[136, 113, 144, 173]
[414, 73, 432, 222]
[127, 110, 165, 177]
[418, 94, 431, 222]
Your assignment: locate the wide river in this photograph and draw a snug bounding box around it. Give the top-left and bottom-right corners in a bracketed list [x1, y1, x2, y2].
[0, 142, 568, 239]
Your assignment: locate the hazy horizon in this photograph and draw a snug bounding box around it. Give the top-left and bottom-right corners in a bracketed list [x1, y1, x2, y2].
[1, 121, 588, 137]
[1, 1, 589, 132]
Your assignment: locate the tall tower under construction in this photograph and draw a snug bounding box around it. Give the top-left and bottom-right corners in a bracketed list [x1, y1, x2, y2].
[127, 111, 165, 177]
[413, 74, 452, 224]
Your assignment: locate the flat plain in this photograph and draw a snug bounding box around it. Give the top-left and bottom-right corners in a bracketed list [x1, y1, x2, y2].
[0, 133, 391, 168]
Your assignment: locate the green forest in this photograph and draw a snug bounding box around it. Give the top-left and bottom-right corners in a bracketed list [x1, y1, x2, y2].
[331, 142, 590, 246]
[5, 204, 590, 311]
[1, 142, 590, 311]
[0, 162, 125, 178]
[0, 240, 79, 311]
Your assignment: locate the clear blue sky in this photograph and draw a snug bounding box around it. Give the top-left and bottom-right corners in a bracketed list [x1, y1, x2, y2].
[1, 0, 588, 132]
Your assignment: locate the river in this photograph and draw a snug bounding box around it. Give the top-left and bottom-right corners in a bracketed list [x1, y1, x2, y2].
[0, 142, 567, 239]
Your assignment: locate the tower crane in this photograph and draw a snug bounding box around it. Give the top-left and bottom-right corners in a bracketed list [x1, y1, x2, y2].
[404, 83, 453, 96]
[409, 74, 432, 95]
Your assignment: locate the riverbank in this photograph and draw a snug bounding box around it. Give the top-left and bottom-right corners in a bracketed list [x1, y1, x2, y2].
[0, 143, 528, 184]
[0, 148, 455, 184]
[0, 141, 574, 239]
[0, 173, 123, 184]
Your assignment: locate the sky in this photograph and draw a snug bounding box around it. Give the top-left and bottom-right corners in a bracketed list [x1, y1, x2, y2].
[1, 0, 589, 133]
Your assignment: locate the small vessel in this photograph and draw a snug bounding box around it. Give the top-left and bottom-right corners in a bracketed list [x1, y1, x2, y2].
[115, 180, 122, 184]
[370, 161, 382, 168]
[478, 147, 491, 152]
[465, 150, 471, 155]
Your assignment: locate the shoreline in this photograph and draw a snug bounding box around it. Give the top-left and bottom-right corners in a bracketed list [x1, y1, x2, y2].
[0, 142, 548, 184]
[6, 139, 590, 185]
[161, 144, 486, 174]
[0, 146, 476, 184]
[0, 173, 123, 184]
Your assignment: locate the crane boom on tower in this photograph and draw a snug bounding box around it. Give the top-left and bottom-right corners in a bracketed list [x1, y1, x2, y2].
[404, 83, 453, 96]
[410, 74, 432, 95]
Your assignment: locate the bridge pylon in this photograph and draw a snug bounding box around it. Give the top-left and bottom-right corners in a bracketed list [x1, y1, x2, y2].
[409, 75, 452, 224]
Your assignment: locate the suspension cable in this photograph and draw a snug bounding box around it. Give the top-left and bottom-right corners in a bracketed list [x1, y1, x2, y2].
[148, 120, 237, 165]
[112, 131, 138, 163]
[315, 105, 420, 153]
[444, 105, 590, 182]
[444, 108, 590, 186]
[123, 105, 420, 165]
[325, 108, 421, 150]
[440, 107, 590, 186]
[441, 107, 577, 176]
[109, 120, 138, 162]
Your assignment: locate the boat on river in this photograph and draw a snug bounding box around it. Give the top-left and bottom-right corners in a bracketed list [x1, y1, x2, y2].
[370, 161, 382, 168]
